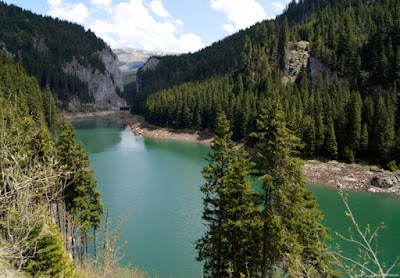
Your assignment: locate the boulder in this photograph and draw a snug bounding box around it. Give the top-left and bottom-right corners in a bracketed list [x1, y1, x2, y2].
[371, 174, 400, 189]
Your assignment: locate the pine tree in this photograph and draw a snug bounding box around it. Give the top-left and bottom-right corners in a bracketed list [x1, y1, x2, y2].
[42, 85, 58, 133]
[325, 116, 338, 159]
[395, 47, 400, 84]
[372, 96, 395, 163]
[251, 100, 335, 277]
[360, 123, 369, 152]
[56, 113, 103, 258]
[196, 114, 235, 278]
[302, 116, 316, 157]
[315, 112, 325, 154]
[222, 147, 262, 277]
[196, 114, 261, 278]
[278, 16, 289, 71]
[347, 91, 362, 150]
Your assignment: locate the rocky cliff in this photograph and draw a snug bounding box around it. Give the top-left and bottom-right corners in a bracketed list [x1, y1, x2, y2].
[63, 47, 127, 109]
[135, 57, 160, 93]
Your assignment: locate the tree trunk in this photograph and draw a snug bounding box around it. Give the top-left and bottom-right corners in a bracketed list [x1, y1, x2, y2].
[262, 187, 272, 278]
[85, 231, 88, 260]
[103, 208, 110, 265]
[81, 232, 85, 262]
[94, 228, 97, 258]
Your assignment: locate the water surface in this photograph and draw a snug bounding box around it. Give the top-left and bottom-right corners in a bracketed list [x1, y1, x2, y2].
[73, 116, 400, 277]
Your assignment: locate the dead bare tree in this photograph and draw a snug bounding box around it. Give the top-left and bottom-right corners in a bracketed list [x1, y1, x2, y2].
[332, 191, 399, 277]
[0, 110, 65, 270]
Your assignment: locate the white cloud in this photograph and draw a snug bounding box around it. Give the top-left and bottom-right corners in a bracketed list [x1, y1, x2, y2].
[210, 0, 266, 33]
[88, 0, 205, 53]
[90, 0, 112, 6]
[269, 2, 286, 14]
[221, 24, 235, 34]
[45, 0, 205, 53]
[149, 0, 170, 18]
[47, 0, 89, 24]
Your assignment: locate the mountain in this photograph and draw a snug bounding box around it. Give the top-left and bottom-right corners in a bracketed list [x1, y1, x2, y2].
[0, 2, 126, 110]
[114, 48, 176, 72]
[133, 0, 400, 167]
[113, 47, 176, 106]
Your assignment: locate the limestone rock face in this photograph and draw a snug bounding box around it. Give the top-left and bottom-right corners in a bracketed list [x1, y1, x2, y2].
[141, 57, 160, 72]
[63, 47, 126, 109]
[283, 41, 310, 84]
[309, 57, 333, 83]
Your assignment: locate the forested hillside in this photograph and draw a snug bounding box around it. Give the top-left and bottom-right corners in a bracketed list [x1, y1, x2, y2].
[0, 51, 102, 276]
[0, 2, 125, 109]
[134, 0, 400, 166]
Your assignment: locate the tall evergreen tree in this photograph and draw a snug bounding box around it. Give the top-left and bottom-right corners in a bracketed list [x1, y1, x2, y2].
[251, 100, 335, 277]
[278, 16, 289, 71]
[347, 91, 362, 151]
[325, 116, 338, 159]
[42, 85, 58, 133]
[196, 114, 235, 278]
[56, 114, 103, 258]
[196, 114, 262, 278]
[222, 148, 262, 277]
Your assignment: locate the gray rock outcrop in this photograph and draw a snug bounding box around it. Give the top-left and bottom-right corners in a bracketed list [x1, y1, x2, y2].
[63, 47, 127, 109]
[136, 57, 160, 93]
[283, 41, 310, 83]
[371, 174, 400, 189]
[141, 57, 160, 72]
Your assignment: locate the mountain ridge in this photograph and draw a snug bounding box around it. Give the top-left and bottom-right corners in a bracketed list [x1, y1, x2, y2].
[133, 0, 400, 167]
[0, 1, 126, 110]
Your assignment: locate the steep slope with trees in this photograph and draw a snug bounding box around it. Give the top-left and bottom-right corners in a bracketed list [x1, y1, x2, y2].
[0, 51, 103, 276]
[134, 0, 400, 167]
[0, 1, 126, 110]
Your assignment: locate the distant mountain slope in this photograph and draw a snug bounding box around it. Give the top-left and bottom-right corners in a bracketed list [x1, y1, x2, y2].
[114, 47, 176, 106]
[134, 0, 400, 166]
[114, 48, 176, 72]
[0, 2, 126, 110]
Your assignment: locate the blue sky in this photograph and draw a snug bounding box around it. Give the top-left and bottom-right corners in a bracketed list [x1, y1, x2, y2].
[3, 0, 289, 53]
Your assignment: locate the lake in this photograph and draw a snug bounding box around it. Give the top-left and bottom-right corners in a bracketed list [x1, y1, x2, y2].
[73, 115, 400, 277]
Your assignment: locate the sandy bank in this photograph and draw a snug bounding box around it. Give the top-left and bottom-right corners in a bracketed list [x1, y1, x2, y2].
[120, 114, 214, 145]
[66, 110, 122, 121]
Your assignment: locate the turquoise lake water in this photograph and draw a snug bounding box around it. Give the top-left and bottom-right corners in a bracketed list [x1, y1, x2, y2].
[73, 116, 400, 277]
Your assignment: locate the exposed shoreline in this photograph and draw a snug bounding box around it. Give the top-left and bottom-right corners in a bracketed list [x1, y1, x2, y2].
[65, 110, 122, 121]
[67, 111, 400, 196]
[119, 113, 215, 145]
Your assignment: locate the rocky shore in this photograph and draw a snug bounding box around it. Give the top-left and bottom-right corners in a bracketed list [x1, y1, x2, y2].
[303, 160, 400, 195]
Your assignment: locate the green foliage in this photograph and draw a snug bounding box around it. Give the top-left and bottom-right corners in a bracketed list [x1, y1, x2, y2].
[342, 147, 355, 164]
[196, 114, 262, 277]
[385, 160, 398, 172]
[0, 51, 103, 275]
[25, 225, 77, 277]
[0, 2, 107, 104]
[57, 114, 103, 232]
[251, 100, 336, 276]
[325, 117, 338, 159]
[133, 0, 400, 167]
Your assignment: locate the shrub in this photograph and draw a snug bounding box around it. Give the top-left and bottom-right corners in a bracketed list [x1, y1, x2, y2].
[25, 225, 77, 277]
[385, 160, 398, 172]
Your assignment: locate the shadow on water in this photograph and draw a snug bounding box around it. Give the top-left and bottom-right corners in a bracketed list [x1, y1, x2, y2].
[73, 116, 126, 154]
